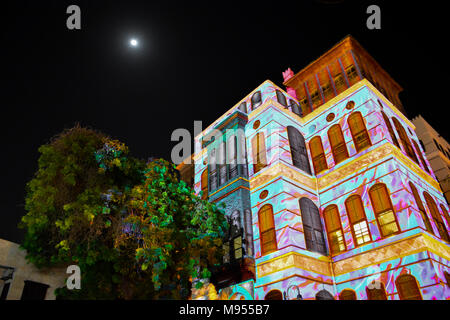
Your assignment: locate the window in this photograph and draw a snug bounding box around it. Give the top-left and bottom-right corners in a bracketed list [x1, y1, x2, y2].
[444, 271, 450, 288]
[339, 289, 357, 300]
[208, 148, 217, 191]
[369, 183, 400, 237]
[412, 140, 430, 173]
[289, 99, 302, 117]
[321, 82, 333, 100]
[409, 182, 433, 234]
[299, 198, 327, 255]
[333, 73, 346, 93]
[381, 111, 400, 149]
[218, 141, 227, 186]
[366, 281, 387, 300]
[251, 132, 267, 174]
[439, 204, 450, 228]
[348, 112, 371, 152]
[265, 290, 283, 300]
[276, 90, 287, 107]
[396, 274, 422, 300]
[238, 101, 247, 114]
[323, 205, 346, 254]
[201, 169, 208, 200]
[20, 281, 49, 300]
[346, 65, 358, 81]
[392, 118, 419, 164]
[315, 290, 334, 300]
[309, 136, 328, 174]
[328, 124, 349, 165]
[228, 136, 238, 180]
[423, 192, 450, 241]
[345, 195, 372, 246]
[0, 282, 10, 300]
[287, 126, 311, 175]
[310, 90, 321, 106]
[251, 91, 262, 110]
[258, 204, 277, 255]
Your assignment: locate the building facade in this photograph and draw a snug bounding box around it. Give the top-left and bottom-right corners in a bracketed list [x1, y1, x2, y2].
[412, 115, 450, 205]
[0, 239, 66, 300]
[184, 35, 450, 300]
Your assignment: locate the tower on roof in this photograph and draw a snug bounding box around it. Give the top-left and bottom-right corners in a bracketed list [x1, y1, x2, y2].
[283, 35, 405, 116]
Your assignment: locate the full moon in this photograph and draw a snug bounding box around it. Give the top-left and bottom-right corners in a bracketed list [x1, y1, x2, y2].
[129, 38, 138, 47]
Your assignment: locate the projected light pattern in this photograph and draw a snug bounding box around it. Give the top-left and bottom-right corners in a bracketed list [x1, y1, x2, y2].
[190, 78, 450, 300]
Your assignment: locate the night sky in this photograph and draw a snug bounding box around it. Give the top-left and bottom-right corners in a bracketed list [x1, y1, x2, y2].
[1, 1, 448, 243]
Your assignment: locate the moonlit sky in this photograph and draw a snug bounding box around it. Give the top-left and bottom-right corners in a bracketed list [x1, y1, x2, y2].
[1, 1, 448, 242]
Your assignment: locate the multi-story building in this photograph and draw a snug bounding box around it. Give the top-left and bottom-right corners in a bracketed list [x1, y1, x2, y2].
[412, 115, 450, 205]
[183, 35, 450, 300]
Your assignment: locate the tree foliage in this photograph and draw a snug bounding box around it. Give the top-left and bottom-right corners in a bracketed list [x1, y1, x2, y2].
[19, 126, 227, 299]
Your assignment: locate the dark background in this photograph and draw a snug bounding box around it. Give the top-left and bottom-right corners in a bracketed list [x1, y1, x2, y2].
[1, 0, 448, 243]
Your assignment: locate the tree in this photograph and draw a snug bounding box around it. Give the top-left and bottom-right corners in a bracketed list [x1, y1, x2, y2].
[20, 126, 227, 299]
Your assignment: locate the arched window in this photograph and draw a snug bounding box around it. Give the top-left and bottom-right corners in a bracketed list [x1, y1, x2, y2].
[309, 136, 328, 174]
[251, 91, 262, 110]
[412, 140, 430, 173]
[348, 111, 371, 152]
[396, 274, 422, 300]
[315, 290, 334, 300]
[299, 198, 327, 255]
[323, 205, 346, 254]
[339, 289, 357, 300]
[201, 169, 208, 200]
[208, 148, 217, 191]
[289, 99, 302, 117]
[369, 183, 400, 237]
[328, 124, 349, 165]
[381, 111, 400, 149]
[366, 281, 387, 300]
[423, 192, 450, 241]
[444, 271, 450, 288]
[392, 118, 419, 164]
[228, 136, 238, 179]
[264, 289, 283, 300]
[276, 90, 287, 107]
[238, 101, 247, 114]
[251, 132, 267, 174]
[287, 126, 311, 175]
[218, 141, 227, 186]
[439, 204, 450, 228]
[409, 182, 434, 234]
[345, 195, 372, 246]
[258, 204, 277, 255]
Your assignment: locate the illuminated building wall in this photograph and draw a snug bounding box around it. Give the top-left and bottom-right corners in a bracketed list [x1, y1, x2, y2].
[186, 36, 450, 300]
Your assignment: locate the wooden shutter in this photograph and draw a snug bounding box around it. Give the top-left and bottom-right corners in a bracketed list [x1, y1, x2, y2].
[381, 111, 400, 149]
[409, 182, 433, 234]
[251, 91, 262, 110]
[424, 192, 450, 241]
[366, 282, 387, 300]
[396, 275, 422, 300]
[299, 198, 327, 255]
[339, 289, 357, 300]
[201, 169, 208, 200]
[252, 132, 267, 174]
[412, 140, 430, 173]
[328, 124, 349, 164]
[258, 204, 277, 255]
[287, 126, 311, 174]
[440, 204, 450, 229]
[310, 136, 328, 174]
[392, 118, 419, 164]
[276, 90, 287, 107]
[348, 112, 371, 152]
